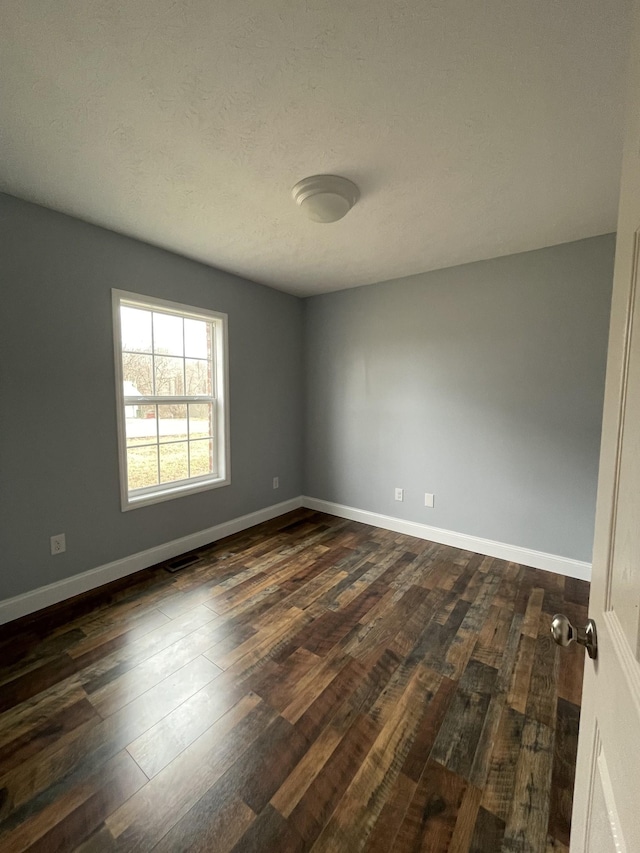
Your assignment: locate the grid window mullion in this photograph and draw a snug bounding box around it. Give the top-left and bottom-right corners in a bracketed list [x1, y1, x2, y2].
[182, 319, 187, 398]
[155, 405, 160, 484]
[211, 402, 217, 474]
[151, 312, 156, 395]
[214, 323, 218, 397]
[187, 401, 191, 476]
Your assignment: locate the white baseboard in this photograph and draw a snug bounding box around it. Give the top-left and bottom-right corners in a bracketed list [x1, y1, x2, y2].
[1, 494, 590, 627]
[302, 496, 592, 582]
[0, 497, 303, 626]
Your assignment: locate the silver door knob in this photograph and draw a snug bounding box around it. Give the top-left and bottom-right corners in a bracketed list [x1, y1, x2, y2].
[551, 614, 598, 659]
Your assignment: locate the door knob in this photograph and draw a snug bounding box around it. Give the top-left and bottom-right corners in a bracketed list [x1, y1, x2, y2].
[551, 614, 598, 659]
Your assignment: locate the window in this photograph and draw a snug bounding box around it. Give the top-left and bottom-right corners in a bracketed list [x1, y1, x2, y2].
[112, 290, 229, 510]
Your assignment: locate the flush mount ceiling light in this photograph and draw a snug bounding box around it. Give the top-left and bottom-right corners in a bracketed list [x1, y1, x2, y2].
[291, 174, 359, 223]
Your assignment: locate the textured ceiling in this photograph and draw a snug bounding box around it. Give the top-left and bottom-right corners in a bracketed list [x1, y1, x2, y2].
[1, 0, 631, 296]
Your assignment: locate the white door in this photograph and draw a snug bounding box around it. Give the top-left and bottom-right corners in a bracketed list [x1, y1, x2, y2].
[569, 5, 640, 850]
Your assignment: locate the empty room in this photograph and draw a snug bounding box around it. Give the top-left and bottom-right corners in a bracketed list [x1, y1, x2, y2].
[1, 1, 639, 851]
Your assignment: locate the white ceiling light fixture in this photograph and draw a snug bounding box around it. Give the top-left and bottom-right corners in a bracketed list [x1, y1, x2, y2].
[292, 174, 360, 223]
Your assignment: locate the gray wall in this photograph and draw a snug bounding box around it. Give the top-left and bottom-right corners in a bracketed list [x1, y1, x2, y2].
[0, 193, 614, 603]
[304, 236, 615, 563]
[0, 194, 304, 600]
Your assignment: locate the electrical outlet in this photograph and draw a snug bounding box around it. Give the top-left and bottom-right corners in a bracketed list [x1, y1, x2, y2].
[395, 488, 404, 502]
[424, 493, 435, 508]
[50, 533, 66, 555]
[273, 476, 279, 489]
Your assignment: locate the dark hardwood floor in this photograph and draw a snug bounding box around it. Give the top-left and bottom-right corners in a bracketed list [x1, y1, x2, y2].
[0, 509, 588, 852]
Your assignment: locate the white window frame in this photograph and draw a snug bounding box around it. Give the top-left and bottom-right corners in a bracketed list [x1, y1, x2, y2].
[112, 289, 230, 511]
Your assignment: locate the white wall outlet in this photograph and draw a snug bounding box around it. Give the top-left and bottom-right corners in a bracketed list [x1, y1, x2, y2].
[272, 476, 279, 489]
[395, 488, 404, 502]
[50, 533, 66, 555]
[424, 493, 435, 508]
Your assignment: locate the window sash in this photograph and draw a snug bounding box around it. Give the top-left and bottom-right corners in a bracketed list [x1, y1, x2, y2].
[123, 396, 216, 405]
[130, 470, 219, 498]
[113, 289, 229, 511]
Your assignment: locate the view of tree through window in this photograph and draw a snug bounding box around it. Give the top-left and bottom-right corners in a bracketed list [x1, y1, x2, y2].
[117, 298, 224, 499]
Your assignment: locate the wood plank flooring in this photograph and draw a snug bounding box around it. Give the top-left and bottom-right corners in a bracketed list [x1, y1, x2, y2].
[0, 509, 589, 852]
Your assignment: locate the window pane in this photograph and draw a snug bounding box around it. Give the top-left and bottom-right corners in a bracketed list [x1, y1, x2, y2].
[189, 439, 215, 478]
[125, 405, 158, 445]
[121, 307, 152, 353]
[159, 441, 189, 483]
[122, 353, 153, 396]
[127, 445, 158, 490]
[153, 312, 184, 357]
[158, 404, 187, 443]
[188, 403, 213, 439]
[184, 318, 210, 359]
[155, 356, 185, 396]
[185, 359, 212, 396]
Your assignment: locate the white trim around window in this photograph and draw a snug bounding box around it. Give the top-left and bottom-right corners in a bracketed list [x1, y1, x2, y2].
[112, 289, 230, 511]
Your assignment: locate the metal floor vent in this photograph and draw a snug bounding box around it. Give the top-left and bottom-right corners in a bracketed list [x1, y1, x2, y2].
[165, 554, 201, 573]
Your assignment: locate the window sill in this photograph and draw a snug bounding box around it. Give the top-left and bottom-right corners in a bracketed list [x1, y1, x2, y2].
[121, 475, 231, 511]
